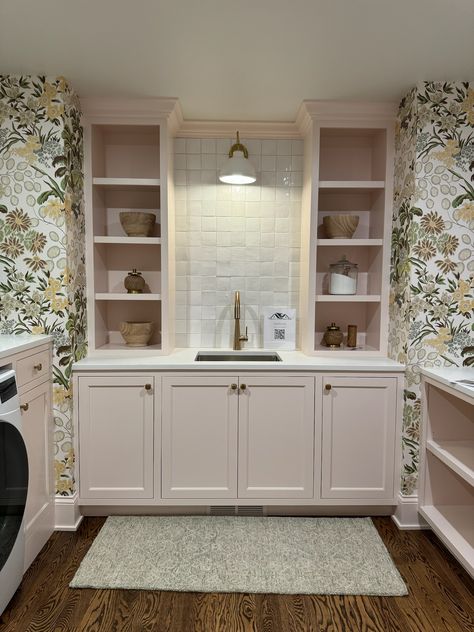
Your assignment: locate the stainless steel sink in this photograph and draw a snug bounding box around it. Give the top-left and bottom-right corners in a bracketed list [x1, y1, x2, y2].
[195, 352, 282, 362]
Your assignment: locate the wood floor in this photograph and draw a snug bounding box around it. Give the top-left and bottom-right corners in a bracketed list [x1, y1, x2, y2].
[0, 517, 473, 632]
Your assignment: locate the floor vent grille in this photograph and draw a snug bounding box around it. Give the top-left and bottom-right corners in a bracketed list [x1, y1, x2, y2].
[209, 506, 236, 516]
[208, 506, 266, 517]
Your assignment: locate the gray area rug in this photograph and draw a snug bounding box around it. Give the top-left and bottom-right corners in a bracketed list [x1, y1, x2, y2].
[70, 516, 407, 595]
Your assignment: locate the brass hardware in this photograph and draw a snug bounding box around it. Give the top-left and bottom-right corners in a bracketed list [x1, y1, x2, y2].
[325, 384, 332, 391]
[240, 384, 247, 391]
[230, 383, 238, 390]
[228, 131, 249, 159]
[233, 291, 249, 351]
[144, 384, 152, 391]
[20, 403, 29, 412]
[34, 363, 43, 371]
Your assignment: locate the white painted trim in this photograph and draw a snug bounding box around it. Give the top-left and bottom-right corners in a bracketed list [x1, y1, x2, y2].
[175, 119, 301, 139]
[392, 493, 429, 530]
[55, 493, 83, 531]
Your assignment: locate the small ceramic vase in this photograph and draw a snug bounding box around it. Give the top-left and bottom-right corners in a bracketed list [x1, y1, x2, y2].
[322, 322, 343, 348]
[124, 269, 145, 294]
[119, 321, 154, 346]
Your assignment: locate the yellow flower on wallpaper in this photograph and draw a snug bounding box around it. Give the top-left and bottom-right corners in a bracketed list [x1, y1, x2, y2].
[42, 197, 64, 219]
[56, 478, 74, 494]
[455, 201, 474, 223]
[453, 279, 471, 301]
[459, 299, 474, 315]
[54, 460, 66, 477]
[46, 103, 64, 120]
[44, 277, 62, 301]
[38, 82, 58, 107]
[424, 327, 452, 353]
[53, 386, 71, 406]
[31, 326, 45, 335]
[51, 297, 69, 313]
[432, 139, 459, 168]
[461, 88, 474, 125]
[14, 135, 41, 163]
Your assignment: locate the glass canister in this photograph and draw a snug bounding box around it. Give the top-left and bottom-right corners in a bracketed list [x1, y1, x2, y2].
[328, 255, 358, 295]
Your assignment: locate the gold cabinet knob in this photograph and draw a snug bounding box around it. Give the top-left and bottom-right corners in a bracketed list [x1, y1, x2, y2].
[230, 383, 238, 390]
[144, 384, 152, 391]
[240, 384, 247, 391]
[34, 363, 43, 371]
[20, 403, 29, 412]
[325, 384, 332, 391]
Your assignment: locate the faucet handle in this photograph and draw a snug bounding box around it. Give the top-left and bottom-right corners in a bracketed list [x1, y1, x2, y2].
[240, 326, 249, 342]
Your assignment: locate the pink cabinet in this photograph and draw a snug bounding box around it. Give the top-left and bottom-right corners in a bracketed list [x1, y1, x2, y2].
[321, 376, 398, 500]
[161, 375, 315, 500]
[161, 376, 239, 498]
[78, 375, 156, 500]
[238, 376, 315, 498]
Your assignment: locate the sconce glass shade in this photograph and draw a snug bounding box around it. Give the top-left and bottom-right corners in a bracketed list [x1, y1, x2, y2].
[219, 132, 256, 184]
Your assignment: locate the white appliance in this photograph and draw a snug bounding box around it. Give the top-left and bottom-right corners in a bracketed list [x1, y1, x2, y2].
[0, 369, 28, 616]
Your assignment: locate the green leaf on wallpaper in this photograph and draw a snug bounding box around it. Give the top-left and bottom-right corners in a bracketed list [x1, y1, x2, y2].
[0, 205, 7, 213]
[37, 190, 53, 204]
[452, 193, 469, 207]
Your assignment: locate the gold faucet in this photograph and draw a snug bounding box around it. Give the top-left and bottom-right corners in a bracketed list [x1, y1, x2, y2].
[233, 291, 248, 351]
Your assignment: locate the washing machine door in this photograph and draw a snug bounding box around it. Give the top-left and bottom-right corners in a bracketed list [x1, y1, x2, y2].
[0, 419, 29, 572]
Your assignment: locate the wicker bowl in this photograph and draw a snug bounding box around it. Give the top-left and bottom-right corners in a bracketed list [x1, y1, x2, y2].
[119, 321, 154, 346]
[119, 212, 155, 237]
[323, 215, 359, 239]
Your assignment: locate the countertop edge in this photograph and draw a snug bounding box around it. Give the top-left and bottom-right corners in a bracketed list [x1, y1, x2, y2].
[0, 334, 52, 361]
[421, 367, 474, 401]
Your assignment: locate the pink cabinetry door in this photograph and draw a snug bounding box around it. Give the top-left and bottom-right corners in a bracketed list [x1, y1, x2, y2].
[78, 375, 155, 499]
[161, 376, 239, 498]
[238, 376, 315, 499]
[321, 376, 398, 500]
[21, 380, 54, 570]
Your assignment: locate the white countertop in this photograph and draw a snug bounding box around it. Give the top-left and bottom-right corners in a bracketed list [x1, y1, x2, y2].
[73, 348, 405, 372]
[422, 366, 474, 401]
[0, 334, 52, 361]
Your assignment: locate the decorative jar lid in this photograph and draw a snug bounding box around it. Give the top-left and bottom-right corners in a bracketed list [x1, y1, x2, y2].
[329, 255, 358, 272]
[326, 322, 341, 331]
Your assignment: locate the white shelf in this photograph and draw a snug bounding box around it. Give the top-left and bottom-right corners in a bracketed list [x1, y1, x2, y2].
[316, 295, 381, 302]
[95, 342, 162, 353]
[427, 439, 474, 487]
[93, 177, 161, 190]
[94, 236, 162, 245]
[419, 505, 474, 576]
[318, 181, 385, 192]
[317, 239, 383, 247]
[313, 342, 380, 355]
[95, 293, 162, 301]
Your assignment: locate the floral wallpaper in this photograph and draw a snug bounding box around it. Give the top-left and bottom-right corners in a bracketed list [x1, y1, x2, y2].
[0, 75, 87, 495]
[389, 81, 474, 496]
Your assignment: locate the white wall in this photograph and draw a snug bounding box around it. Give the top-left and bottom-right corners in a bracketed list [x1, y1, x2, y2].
[173, 137, 303, 348]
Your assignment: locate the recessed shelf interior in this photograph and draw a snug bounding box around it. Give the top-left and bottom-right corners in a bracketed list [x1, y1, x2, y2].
[317, 189, 386, 239]
[319, 128, 387, 181]
[314, 301, 381, 351]
[92, 187, 161, 237]
[91, 124, 160, 180]
[94, 299, 162, 349]
[94, 242, 162, 294]
[316, 245, 383, 295]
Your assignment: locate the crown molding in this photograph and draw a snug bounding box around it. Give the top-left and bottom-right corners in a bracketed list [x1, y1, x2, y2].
[80, 96, 181, 122]
[175, 119, 302, 139]
[298, 99, 397, 125]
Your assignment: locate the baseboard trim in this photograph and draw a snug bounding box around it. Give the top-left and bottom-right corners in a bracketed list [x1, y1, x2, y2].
[392, 493, 428, 530]
[55, 492, 83, 531]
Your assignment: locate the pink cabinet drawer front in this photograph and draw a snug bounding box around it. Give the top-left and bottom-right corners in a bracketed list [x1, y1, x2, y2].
[16, 349, 50, 387]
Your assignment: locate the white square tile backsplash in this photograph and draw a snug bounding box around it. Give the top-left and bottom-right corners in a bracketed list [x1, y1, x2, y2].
[174, 137, 303, 348]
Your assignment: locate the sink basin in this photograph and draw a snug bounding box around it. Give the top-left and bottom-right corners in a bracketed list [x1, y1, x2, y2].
[195, 352, 282, 362]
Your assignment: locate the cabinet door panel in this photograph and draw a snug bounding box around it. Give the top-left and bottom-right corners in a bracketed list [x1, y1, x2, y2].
[78, 376, 155, 499]
[238, 377, 315, 498]
[21, 381, 54, 570]
[162, 377, 238, 498]
[321, 377, 397, 499]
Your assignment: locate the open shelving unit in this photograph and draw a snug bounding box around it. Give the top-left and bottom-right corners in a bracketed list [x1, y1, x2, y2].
[419, 373, 474, 577]
[299, 104, 395, 356]
[82, 99, 177, 354]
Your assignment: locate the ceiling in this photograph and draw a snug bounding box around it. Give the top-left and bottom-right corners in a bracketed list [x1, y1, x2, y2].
[1, 0, 473, 121]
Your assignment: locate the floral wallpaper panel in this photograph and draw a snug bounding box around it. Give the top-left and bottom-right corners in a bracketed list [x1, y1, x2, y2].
[0, 75, 87, 495]
[389, 81, 474, 496]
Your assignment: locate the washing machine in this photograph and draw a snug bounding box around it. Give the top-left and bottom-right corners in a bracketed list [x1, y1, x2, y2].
[0, 369, 28, 616]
